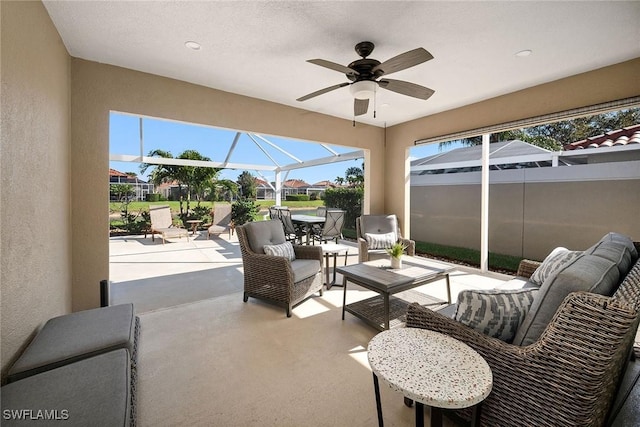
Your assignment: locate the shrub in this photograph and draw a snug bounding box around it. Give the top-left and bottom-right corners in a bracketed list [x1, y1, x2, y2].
[324, 187, 363, 230]
[285, 194, 309, 201]
[232, 199, 260, 226]
[145, 193, 160, 202]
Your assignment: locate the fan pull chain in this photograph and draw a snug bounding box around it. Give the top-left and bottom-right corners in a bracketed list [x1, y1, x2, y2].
[373, 87, 377, 118]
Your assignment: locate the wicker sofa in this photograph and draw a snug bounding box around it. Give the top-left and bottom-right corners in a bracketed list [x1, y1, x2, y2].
[406, 233, 640, 427]
[237, 220, 324, 317]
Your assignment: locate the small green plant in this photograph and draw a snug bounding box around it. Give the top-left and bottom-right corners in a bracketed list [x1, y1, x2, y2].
[386, 242, 407, 259]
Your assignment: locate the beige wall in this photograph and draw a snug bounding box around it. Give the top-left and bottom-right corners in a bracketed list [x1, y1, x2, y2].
[1, 1, 72, 379]
[71, 59, 385, 310]
[411, 179, 640, 261]
[387, 58, 640, 236]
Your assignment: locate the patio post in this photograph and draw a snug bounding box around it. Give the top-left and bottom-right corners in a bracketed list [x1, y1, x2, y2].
[480, 134, 490, 272]
[275, 170, 282, 206]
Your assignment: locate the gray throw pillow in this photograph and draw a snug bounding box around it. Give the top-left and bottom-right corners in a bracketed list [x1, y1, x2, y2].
[454, 288, 538, 343]
[530, 247, 582, 287]
[263, 241, 296, 261]
[365, 232, 396, 250]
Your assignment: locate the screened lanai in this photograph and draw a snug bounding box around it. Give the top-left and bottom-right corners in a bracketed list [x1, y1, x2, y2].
[109, 112, 364, 204]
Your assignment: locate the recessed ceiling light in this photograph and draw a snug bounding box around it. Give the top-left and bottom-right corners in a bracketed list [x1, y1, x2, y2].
[185, 41, 201, 51]
[515, 49, 532, 57]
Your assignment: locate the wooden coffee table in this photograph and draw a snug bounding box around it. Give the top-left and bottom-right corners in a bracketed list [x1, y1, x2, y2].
[337, 256, 453, 331]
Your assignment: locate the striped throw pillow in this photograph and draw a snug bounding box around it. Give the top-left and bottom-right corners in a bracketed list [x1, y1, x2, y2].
[454, 288, 538, 343]
[530, 247, 582, 286]
[365, 232, 396, 250]
[263, 242, 296, 261]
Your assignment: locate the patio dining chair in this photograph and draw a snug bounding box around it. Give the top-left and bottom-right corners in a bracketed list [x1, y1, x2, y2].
[311, 209, 345, 244]
[278, 208, 305, 244]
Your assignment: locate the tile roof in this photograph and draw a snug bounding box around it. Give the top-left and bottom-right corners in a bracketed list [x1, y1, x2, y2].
[563, 124, 640, 150]
[109, 168, 129, 177]
[283, 179, 310, 188]
[311, 180, 335, 187]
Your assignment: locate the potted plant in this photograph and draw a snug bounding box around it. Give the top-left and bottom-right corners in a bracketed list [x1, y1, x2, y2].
[386, 242, 407, 269]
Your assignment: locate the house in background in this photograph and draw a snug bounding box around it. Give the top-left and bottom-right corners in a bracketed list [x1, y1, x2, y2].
[109, 168, 154, 201]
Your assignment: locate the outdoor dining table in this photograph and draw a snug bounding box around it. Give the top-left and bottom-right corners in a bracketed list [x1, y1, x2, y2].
[291, 214, 325, 245]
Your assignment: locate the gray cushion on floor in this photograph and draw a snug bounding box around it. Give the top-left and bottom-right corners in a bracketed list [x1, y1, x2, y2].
[512, 254, 620, 346]
[1, 349, 131, 426]
[7, 304, 136, 382]
[290, 259, 320, 282]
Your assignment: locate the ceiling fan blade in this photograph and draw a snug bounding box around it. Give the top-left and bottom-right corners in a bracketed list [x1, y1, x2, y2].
[378, 79, 435, 100]
[307, 59, 359, 76]
[354, 98, 369, 116]
[297, 82, 350, 102]
[372, 48, 433, 76]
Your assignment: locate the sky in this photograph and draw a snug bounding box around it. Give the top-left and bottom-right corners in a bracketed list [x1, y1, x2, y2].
[109, 112, 447, 184]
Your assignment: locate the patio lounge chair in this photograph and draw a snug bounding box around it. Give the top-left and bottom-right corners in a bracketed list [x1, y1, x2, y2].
[237, 220, 323, 317]
[356, 214, 415, 262]
[207, 204, 233, 239]
[149, 205, 189, 245]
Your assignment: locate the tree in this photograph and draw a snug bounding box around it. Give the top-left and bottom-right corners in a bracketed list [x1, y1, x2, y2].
[237, 171, 257, 200]
[140, 149, 220, 217]
[110, 183, 134, 202]
[214, 179, 240, 202]
[344, 166, 364, 186]
[439, 108, 639, 151]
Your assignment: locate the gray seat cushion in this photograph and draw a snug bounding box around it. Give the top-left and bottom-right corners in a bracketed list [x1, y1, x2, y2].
[1, 349, 132, 426]
[7, 304, 136, 382]
[243, 220, 286, 254]
[513, 253, 620, 346]
[290, 259, 321, 282]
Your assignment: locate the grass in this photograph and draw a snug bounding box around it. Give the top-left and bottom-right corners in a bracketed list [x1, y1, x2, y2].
[343, 228, 522, 273]
[415, 241, 522, 273]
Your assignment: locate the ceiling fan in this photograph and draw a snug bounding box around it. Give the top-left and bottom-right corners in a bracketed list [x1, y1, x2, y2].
[297, 41, 435, 117]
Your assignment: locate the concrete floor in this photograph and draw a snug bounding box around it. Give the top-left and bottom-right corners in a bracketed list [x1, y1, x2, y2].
[109, 230, 513, 314]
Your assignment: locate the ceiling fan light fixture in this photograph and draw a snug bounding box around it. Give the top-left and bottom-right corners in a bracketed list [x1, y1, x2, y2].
[350, 80, 377, 100]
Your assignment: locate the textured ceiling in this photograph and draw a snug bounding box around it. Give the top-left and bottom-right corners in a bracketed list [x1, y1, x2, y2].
[43, 1, 640, 127]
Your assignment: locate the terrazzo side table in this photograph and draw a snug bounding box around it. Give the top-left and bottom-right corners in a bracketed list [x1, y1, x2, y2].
[367, 328, 493, 427]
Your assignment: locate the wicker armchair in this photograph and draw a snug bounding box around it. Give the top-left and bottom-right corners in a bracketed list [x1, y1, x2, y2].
[356, 214, 415, 263]
[237, 220, 323, 317]
[405, 247, 640, 427]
